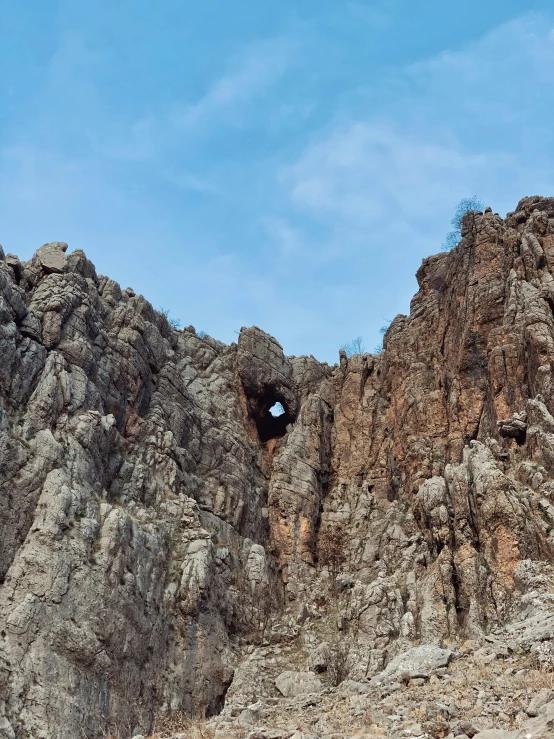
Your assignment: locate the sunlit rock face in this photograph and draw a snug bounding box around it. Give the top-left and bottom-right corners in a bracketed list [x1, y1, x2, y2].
[3, 197, 554, 737]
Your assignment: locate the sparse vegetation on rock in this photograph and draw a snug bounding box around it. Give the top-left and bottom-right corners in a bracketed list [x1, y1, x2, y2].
[341, 335, 366, 357]
[442, 195, 484, 251]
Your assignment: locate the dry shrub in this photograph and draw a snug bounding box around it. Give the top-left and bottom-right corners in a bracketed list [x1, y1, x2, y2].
[326, 704, 374, 735]
[234, 567, 282, 644]
[411, 705, 428, 726]
[514, 665, 554, 691]
[318, 524, 348, 594]
[354, 705, 374, 729]
[102, 729, 123, 739]
[149, 711, 214, 739]
[327, 642, 349, 687]
[318, 699, 351, 733]
[474, 662, 494, 680]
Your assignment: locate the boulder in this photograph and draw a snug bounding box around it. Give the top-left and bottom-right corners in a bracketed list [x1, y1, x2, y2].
[519, 698, 554, 738]
[274, 671, 323, 698]
[526, 688, 554, 717]
[370, 645, 452, 684]
[35, 241, 68, 273]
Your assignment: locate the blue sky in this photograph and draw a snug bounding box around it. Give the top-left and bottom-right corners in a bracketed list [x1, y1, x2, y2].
[2, 1, 554, 364]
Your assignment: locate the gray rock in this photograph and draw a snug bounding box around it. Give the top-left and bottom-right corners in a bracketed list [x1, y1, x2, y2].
[307, 641, 330, 673]
[519, 697, 554, 738]
[275, 671, 323, 698]
[526, 687, 554, 717]
[452, 720, 480, 738]
[0, 716, 15, 739]
[338, 679, 371, 694]
[497, 411, 527, 440]
[35, 241, 68, 273]
[238, 709, 254, 725]
[370, 645, 452, 684]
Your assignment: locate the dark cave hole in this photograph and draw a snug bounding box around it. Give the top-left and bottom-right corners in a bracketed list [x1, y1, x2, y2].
[514, 429, 527, 446]
[452, 562, 470, 627]
[253, 390, 293, 442]
[208, 675, 233, 717]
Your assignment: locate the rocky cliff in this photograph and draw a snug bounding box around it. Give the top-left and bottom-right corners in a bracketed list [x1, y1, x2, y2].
[3, 197, 554, 738]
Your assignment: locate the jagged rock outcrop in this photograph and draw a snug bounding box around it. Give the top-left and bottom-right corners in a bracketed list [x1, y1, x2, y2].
[3, 197, 554, 737]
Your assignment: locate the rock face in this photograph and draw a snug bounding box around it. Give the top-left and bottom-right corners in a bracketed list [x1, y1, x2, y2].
[3, 198, 554, 737]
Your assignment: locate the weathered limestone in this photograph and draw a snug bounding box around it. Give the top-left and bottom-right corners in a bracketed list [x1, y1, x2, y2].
[4, 197, 554, 736]
[274, 671, 323, 698]
[370, 645, 452, 684]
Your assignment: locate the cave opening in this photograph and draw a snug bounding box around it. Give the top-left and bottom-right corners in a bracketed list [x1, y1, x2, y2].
[252, 389, 293, 442]
[207, 674, 233, 717]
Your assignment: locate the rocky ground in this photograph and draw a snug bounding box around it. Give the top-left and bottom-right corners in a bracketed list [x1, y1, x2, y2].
[143, 639, 554, 739]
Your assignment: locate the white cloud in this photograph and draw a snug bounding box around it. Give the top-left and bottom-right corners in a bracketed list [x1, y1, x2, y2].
[282, 13, 554, 256]
[82, 33, 300, 178]
[286, 121, 488, 226]
[47, 31, 109, 92]
[264, 217, 305, 258]
[266, 12, 554, 359]
[169, 35, 298, 133]
[342, 0, 403, 30]
[6, 10, 554, 364]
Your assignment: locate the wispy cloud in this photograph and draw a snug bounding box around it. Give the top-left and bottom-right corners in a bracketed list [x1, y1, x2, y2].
[282, 13, 554, 255]
[46, 30, 110, 93]
[5, 7, 554, 364]
[84, 32, 301, 187]
[285, 121, 488, 228]
[169, 35, 299, 134]
[265, 12, 554, 357]
[342, 0, 403, 30]
[264, 217, 305, 258]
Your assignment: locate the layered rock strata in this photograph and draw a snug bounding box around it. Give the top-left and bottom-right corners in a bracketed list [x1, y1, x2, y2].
[2, 197, 554, 737]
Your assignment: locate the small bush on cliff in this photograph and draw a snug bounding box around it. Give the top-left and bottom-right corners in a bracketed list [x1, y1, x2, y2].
[159, 307, 181, 329]
[372, 319, 392, 354]
[319, 523, 348, 593]
[380, 319, 391, 335]
[341, 336, 365, 357]
[442, 196, 484, 251]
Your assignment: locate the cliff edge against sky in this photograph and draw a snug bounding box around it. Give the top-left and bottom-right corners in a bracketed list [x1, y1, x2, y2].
[3, 197, 554, 738]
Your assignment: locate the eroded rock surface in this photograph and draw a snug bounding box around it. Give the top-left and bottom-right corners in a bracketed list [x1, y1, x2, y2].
[3, 199, 554, 737]
[275, 672, 323, 698]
